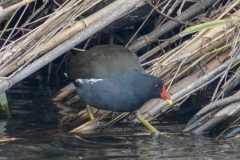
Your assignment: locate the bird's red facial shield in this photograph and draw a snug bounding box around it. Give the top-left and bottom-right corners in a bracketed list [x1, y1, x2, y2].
[160, 85, 173, 105]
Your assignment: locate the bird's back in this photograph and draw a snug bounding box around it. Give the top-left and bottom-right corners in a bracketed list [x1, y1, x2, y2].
[66, 44, 144, 80]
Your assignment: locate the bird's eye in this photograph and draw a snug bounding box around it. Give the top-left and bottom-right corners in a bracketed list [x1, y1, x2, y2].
[155, 85, 159, 89]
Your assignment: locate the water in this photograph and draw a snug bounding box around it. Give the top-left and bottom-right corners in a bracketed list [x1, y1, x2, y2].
[1, 81, 240, 159]
[1, 122, 240, 160]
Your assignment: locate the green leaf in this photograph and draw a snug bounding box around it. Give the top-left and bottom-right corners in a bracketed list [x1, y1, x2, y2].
[180, 19, 236, 37]
[0, 92, 9, 115]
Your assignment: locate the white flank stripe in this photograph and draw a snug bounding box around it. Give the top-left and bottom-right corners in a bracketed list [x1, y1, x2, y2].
[76, 78, 103, 84]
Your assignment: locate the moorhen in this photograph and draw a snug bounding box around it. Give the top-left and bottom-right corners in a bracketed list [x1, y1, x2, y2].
[66, 44, 172, 135]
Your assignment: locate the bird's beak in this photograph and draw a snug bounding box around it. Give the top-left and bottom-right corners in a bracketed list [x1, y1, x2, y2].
[165, 99, 173, 106]
[161, 85, 173, 106]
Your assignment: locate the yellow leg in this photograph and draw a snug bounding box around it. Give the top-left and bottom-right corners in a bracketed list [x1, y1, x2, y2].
[106, 112, 129, 126]
[136, 110, 160, 136]
[86, 105, 94, 120]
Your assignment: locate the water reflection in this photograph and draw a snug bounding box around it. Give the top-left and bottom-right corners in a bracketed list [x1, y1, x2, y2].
[0, 121, 7, 137]
[1, 107, 240, 160]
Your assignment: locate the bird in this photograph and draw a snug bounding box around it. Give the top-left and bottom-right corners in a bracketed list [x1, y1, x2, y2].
[65, 44, 172, 135]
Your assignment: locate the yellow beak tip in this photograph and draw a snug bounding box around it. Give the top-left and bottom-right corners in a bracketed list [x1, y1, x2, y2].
[165, 99, 173, 106]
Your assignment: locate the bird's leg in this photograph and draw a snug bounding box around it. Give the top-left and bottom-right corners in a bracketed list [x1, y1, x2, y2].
[86, 104, 94, 120]
[135, 110, 160, 136]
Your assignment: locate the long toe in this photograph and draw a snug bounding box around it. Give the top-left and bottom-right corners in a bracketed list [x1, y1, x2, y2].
[59, 114, 78, 125]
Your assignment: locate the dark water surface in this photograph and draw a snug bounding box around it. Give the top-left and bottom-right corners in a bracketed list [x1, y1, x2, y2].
[1, 83, 240, 160]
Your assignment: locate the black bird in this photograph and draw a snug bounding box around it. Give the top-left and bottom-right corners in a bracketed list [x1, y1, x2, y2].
[66, 44, 172, 135]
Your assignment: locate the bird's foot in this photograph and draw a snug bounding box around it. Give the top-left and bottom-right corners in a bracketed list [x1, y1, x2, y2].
[59, 114, 78, 125]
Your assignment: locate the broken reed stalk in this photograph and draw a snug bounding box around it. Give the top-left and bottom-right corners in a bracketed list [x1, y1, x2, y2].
[137, 0, 240, 60]
[186, 91, 240, 129]
[0, 0, 101, 75]
[1, 0, 145, 76]
[132, 50, 240, 122]
[169, 50, 230, 94]
[152, 27, 235, 80]
[193, 101, 240, 134]
[152, 20, 238, 79]
[0, 0, 79, 62]
[141, 2, 240, 77]
[185, 91, 240, 136]
[127, 0, 216, 52]
[0, 0, 145, 94]
[216, 67, 240, 98]
[139, 6, 240, 89]
[156, 2, 240, 69]
[0, 0, 36, 21]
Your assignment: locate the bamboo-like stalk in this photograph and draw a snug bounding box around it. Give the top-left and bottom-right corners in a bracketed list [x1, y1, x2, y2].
[0, 0, 145, 94]
[52, 83, 75, 101]
[156, 3, 240, 70]
[0, 0, 81, 64]
[128, 0, 216, 52]
[150, 17, 240, 79]
[0, 0, 36, 21]
[0, 0, 89, 69]
[185, 91, 240, 130]
[0, 0, 145, 77]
